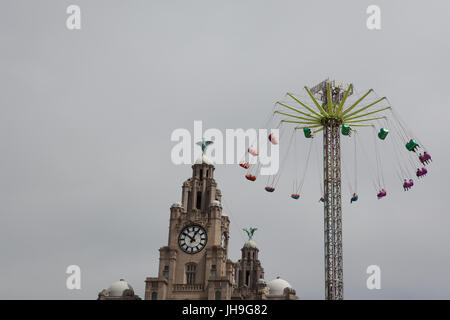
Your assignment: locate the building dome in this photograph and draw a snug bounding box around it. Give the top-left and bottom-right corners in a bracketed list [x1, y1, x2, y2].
[244, 239, 257, 248]
[257, 278, 267, 286]
[210, 200, 222, 208]
[195, 154, 213, 165]
[107, 279, 134, 297]
[267, 277, 292, 295]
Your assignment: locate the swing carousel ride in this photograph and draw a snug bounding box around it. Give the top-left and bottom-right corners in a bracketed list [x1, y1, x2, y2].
[238, 79, 432, 300]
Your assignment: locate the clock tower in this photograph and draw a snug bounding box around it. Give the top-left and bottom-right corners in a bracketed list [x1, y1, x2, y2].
[145, 154, 234, 300]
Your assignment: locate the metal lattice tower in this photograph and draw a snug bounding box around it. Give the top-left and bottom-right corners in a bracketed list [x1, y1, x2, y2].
[323, 120, 343, 299]
[311, 80, 352, 300]
[275, 79, 391, 299]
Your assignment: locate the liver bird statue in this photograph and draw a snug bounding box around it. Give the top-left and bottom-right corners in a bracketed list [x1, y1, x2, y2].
[242, 227, 258, 240]
[196, 139, 214, 155]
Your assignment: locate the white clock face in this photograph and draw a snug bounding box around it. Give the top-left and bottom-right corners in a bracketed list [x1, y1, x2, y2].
[178, 225, 207, 254]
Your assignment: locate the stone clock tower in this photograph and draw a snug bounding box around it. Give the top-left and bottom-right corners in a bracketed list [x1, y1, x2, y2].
[145, 154, 234, 300]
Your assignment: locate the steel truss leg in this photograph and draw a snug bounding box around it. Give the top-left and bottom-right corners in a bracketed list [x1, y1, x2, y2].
[323, 120, 343, 300]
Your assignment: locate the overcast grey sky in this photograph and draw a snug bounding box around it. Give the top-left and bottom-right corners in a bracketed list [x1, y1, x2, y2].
[1, 0, 449, 299]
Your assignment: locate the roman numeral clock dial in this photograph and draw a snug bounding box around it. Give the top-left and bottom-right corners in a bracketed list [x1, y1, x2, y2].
[178, 225, 207, 254]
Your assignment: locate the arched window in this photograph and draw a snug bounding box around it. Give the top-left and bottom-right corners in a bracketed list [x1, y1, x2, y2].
[151, 292, 157, 300]
[196, 191, 202, 209]
[163, 265, 169, 279]
[186, 263, 197, 284]
[210, 264, 217, 277]
[187, 191, 192, 209]
[215, 291, 221, 300]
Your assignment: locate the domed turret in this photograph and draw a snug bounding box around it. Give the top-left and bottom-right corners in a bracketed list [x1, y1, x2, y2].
[98, 279, 141, 300]
[257, 278, 267, 286]
[195, 154, 214, 165]
[244, 239, 257, 248]
[267, 277, 292, 295]
[108, 279, 134, 297]
[209, 200, 222, 208]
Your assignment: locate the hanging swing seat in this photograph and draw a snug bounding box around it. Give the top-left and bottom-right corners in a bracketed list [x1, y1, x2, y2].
[248, 146, 259, 156]
[268, 133, 279, 145]
[265, 187, 275, 192]
[419, 152, 432, 165]
[245, 174, 256, 181]
[405, 139, 419, 152]
[378, 128, 389, 140]
[319, 197, 325, 203]
[377, 189, 387, 199]
[341, 124, 351, 136]
[350, 194, 359, 203]
[416, 167, 428, 178]
[239, 161, 250, 169]
[291, 194, 300, 199]
[403, 179, 414, 190]
[303, 127, 313, 138]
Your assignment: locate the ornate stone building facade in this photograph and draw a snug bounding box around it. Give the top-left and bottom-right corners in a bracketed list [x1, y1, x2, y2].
[143, 155, 298, 300]
[145, 155, 234, 300]
[98, 154, 298, 300]
[231, 239, 264, 299]
[231, 240, 297, 300]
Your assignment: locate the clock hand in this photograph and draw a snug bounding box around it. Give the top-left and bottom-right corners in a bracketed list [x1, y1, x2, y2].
[193, 229, 202, 238]
[184, 232, 196, 242]
[186, 234, 195, 241]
